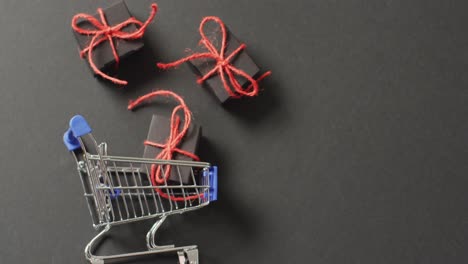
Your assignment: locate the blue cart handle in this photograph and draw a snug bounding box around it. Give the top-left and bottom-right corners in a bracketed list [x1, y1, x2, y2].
[63, 115, 92, 151]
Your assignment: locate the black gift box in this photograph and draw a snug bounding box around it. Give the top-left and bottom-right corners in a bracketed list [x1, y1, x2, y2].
[142, 115, 201, 184]
[73, 1, 144, 75]
[188, 20, 260, 103]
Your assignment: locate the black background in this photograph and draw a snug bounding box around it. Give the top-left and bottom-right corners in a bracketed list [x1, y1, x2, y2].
[1, 0, 468, 263]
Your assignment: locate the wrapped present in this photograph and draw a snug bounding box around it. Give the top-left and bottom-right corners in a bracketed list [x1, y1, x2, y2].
[142, 114, 201, 184]
[158, 16, 271, 103]
[72, 2, 158, 85]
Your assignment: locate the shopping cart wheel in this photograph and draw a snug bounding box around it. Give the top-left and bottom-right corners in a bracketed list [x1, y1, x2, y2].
[177, 248, 199, 264]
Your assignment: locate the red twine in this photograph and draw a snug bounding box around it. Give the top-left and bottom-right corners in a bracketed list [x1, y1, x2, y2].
[157, 16, 271, 98]
[128, 90, 202, 202]
[72, 4, 158, 85]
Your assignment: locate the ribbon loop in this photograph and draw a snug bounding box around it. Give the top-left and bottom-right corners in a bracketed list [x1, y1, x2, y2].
[72, 3, 158, 85]
[157, 16, 271, 98]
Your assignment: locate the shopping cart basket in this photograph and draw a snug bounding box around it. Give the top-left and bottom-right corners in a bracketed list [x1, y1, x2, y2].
[62, 115, 218, 264]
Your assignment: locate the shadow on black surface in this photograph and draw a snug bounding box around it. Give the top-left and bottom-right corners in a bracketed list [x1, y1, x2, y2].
[193, 136, 263, 263]
[222, 76, 284, 125]
[196, 136, 260, 238]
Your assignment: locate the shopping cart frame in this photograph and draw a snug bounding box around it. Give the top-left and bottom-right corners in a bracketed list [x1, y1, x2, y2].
[63, 115, 218, 264]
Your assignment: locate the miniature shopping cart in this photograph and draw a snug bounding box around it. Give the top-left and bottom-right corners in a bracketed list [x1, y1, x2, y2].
[62, 115, 218, 264]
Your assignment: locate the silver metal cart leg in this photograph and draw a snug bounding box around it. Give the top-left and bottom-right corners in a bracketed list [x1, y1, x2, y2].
[84, 217, 199, 264]
[85, 225, 111, 264]
[147, 215, 199, 264]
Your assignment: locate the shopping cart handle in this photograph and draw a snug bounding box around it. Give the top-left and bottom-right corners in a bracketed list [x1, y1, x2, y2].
[69, 115, 92, 137]
[63, 128, 81, 151]
[63, 115, 92, 151]
[208, 166, 218, 202]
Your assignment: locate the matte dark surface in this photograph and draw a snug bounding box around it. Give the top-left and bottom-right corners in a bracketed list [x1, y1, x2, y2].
[1, 0, 468, 263]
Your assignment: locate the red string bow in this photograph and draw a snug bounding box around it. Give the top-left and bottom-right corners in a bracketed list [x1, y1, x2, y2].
[128, 90, 203, 202]
[157, 16, 271, 98]
[72, 4, 158, 85]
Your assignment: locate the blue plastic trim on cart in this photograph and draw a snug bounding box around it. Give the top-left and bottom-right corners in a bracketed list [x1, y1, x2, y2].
[207, 166, 218, 201]
[63, 128, 81, 151]
[109, 188, 121, 200]
[70, 115, 92, 137]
